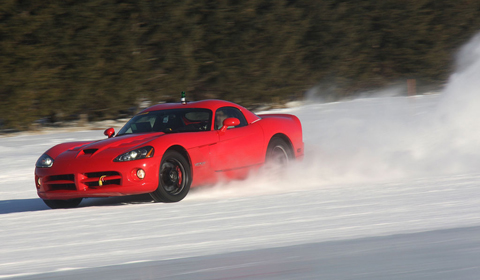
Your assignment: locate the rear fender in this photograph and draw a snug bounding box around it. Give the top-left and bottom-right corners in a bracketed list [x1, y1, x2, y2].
[258, 114, 304, 160]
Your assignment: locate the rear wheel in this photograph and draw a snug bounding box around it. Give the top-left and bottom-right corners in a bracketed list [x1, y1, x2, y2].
[43, 198, 83, 209]
[265, 137, 292, 174]
[150, 150, 191, 202]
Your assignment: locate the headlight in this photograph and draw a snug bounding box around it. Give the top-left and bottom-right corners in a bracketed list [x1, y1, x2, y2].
[36, 154, 54, 168]
[114, 146, 154, 162]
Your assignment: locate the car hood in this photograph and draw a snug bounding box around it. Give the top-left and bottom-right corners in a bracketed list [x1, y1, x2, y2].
[54, 132, 165, 161]
[76, 132, 163, 150]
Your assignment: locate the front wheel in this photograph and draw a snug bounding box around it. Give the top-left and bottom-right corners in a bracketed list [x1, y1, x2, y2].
[150, 150, 191, 203]
[43, 198, 83, 209]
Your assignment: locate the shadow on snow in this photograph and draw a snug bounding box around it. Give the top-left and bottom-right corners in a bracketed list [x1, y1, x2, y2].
[0, 194, 154, 215]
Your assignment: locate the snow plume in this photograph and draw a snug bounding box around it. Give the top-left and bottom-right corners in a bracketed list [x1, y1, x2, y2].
[190, 32, 480, 200]
[432, 32, 480, 173]
[437, 33, 480, 140]
[302, 31, 480, 182]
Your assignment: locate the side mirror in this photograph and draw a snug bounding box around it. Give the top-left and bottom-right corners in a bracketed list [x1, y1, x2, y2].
[104, 127, 115, 138]
[220, 118, 240, 133]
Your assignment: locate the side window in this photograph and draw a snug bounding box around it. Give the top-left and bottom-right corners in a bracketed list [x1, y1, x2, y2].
[215, 107, 248, 130]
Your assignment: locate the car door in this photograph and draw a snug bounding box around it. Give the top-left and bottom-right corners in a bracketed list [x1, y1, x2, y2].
[212, 107, 264, 174]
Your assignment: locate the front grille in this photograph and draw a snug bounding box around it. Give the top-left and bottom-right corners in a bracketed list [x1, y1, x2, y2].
[49, 174, 74, 181]
[49, 183, 77, 191]
[85, 171, 119, 178]
[84, 179, 121, 188]
[45, 174, 76, 191]
[82, 171, 122, 188]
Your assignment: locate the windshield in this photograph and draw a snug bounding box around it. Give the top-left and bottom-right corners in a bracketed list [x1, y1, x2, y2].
[117, 108, 212, 136]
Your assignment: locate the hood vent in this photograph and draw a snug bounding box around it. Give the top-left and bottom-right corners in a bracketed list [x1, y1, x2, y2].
[83, 149, 98, 155]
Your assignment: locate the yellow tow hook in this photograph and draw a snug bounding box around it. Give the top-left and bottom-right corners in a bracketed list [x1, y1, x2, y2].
[98, 175, 107, 186]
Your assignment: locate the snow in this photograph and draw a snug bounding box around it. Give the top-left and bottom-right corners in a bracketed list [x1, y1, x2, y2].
[3, 34, 480, 280]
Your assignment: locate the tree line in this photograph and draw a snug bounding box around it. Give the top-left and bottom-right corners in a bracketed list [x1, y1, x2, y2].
[1, 0, 480, 129]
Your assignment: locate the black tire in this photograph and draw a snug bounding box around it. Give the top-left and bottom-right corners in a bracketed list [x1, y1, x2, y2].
[150, 150, 191, 203]
[265, 137, 292, 172]
[43, 198, 83, 209]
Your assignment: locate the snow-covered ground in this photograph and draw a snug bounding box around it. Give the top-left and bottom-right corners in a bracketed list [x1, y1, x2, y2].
[3, 34, 480, 280]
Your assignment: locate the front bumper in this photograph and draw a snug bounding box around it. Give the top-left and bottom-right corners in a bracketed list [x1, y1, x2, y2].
[35, 158, 159, 200]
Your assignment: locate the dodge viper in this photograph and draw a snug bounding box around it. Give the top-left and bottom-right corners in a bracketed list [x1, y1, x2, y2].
[35, 98, 304, 208]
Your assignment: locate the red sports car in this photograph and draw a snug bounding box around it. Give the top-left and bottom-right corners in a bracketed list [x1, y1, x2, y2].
[35, 99, 304, 208]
